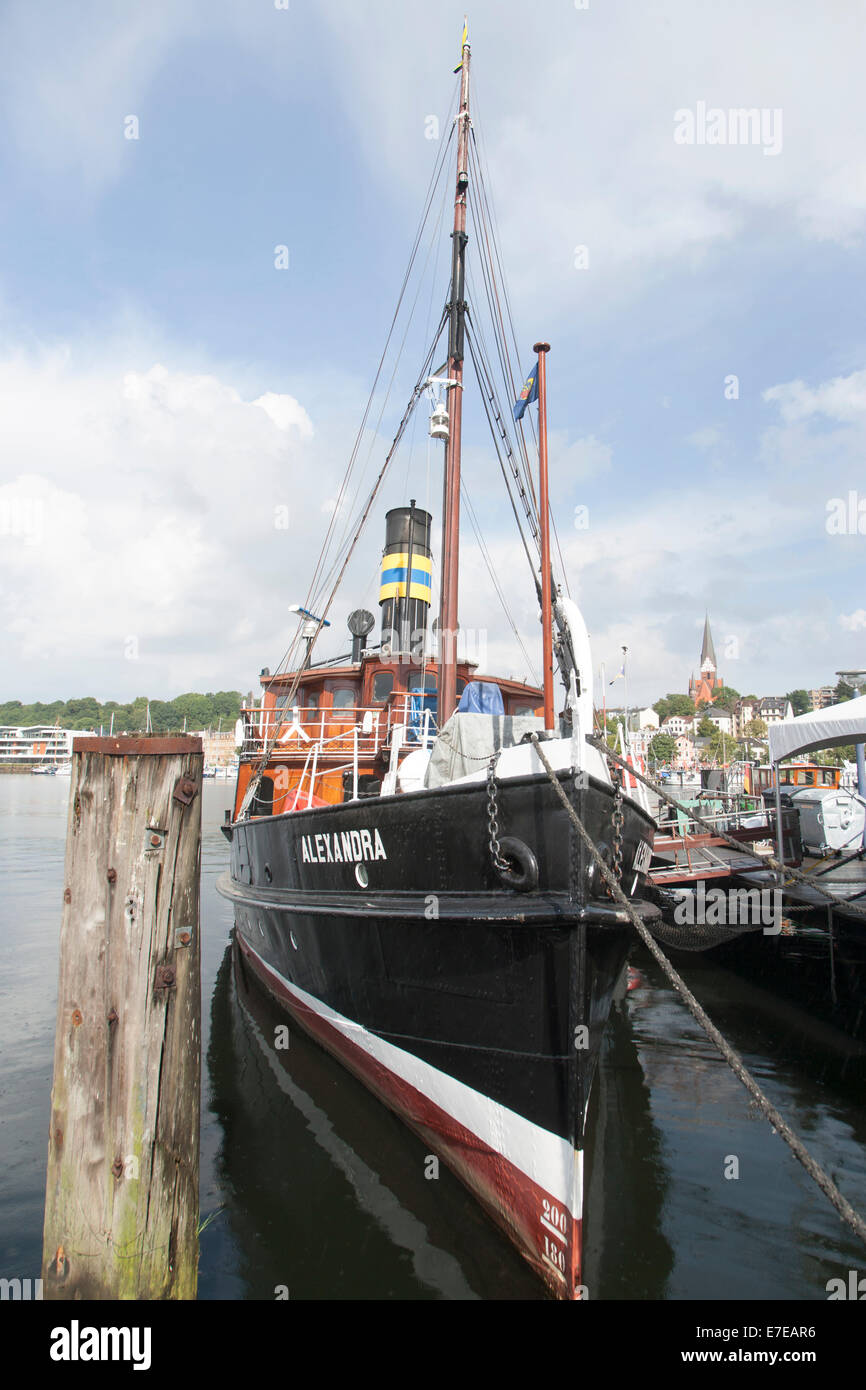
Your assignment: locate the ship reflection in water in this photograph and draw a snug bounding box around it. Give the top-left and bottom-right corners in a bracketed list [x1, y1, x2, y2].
[204, 937, 538, 1299]
[201, 926, 866, 1301]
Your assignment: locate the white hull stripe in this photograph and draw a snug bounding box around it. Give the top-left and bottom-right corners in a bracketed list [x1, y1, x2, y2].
[245, 940, 582, 1217]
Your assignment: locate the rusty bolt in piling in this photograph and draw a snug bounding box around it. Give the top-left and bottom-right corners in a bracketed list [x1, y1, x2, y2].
[173, 776, 197, 805]
[111, 1157, 124, 1181]
[107, 1008, 118, 1026]
[71, 1009, 83, 1027]
[107, 867, 117, 884]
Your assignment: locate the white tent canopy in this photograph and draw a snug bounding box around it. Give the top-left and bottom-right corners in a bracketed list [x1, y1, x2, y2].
[768, 695, 866, 763]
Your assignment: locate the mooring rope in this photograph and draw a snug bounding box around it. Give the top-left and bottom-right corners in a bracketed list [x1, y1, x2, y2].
[588, 736, 866, 922]
[529, 733, 866, 1249]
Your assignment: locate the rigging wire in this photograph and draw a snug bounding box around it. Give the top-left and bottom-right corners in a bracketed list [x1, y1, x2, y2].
[242, 317, 448, 799]
[329, 130, 457, 583]
[466, 138, 537, 513]
[299, 119, 458, 631]
[402, 133, 455, 501]
[467, 122, 574, 598]
[464, 315, 540, 585]
[246, 67, 574, 762]
[460, 478, 540, 686]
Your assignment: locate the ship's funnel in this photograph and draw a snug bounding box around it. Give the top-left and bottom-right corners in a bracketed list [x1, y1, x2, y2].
[379, 501, 432, 658]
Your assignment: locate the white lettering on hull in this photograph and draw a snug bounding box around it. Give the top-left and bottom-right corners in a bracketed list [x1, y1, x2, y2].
[298, 829, 387, 865]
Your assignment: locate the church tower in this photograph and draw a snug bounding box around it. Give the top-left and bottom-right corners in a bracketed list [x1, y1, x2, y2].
[689, 614, 723, 706]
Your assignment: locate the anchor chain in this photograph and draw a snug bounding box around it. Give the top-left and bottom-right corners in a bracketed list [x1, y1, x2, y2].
[486, 756, 511, 873]
[608, 778, 625, 896]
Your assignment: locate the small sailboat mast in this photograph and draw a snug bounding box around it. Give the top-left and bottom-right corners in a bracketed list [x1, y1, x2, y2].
[438, 22, 471, 723]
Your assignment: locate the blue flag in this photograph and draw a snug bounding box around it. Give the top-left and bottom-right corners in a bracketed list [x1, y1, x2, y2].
[513, 364, 539, 421]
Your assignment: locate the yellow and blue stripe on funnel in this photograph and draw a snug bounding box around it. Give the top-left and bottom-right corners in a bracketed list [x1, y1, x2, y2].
[379, 551, 433, 603]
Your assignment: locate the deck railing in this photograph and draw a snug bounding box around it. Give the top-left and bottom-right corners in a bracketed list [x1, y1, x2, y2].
[239, 695, 437, 757]
[240, 696, 438, 806]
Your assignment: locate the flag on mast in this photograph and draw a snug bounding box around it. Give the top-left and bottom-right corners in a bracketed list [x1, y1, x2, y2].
[609, 657, 626, 685]
[513, 363, 539, 420]
[454, 17, 469, 71]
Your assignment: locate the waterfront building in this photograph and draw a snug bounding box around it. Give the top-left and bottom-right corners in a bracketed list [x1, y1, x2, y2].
[758, 696, 794, 725]
[626, 727, 656, 757]
[637, 706, 660, 730]
[0, 726, 92, 764]
[674, 733, 697, 765]
[732, 698, 756, 737]
[704, 706, 734, 735]
[661, 713, 695, 737]
[604, 706, 658, 733]
[810, 686, 837, 711]
[196, 728, 240, 767]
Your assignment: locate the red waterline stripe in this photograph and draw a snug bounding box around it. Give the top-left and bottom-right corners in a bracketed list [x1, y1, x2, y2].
[237, 934, 583, 1298]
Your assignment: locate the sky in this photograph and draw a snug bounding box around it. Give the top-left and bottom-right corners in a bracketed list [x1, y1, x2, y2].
[0, 0, 864, 711]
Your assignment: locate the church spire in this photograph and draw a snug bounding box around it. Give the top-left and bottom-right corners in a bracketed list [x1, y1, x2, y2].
[700, 613, 717, 672]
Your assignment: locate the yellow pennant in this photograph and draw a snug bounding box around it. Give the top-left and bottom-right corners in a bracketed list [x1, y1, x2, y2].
[454, 18, 468, 72]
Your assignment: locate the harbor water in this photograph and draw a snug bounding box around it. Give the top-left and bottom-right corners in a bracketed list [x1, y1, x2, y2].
[2, 775, 865, 1300]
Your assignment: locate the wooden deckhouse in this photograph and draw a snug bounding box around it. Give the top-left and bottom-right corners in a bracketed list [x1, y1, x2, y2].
[233, 505, 543, 818]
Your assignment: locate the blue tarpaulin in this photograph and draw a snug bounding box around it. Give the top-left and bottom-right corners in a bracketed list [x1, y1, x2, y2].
[457, 682, 505, 715]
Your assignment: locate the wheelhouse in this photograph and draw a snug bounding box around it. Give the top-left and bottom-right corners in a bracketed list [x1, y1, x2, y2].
[234, 653, 543, 819]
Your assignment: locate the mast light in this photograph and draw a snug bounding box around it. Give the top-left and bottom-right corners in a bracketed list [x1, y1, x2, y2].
[430, 402, 450, 440]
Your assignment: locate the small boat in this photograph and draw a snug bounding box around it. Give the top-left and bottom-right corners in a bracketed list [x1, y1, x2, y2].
[218, 27, 661, 1299]
[31, 763, 57, 775]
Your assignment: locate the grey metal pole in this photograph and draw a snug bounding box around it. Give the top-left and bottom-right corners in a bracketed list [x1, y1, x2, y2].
[773, 761, 785, 885]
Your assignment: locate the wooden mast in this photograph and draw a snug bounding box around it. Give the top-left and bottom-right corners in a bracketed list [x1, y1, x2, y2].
[535, 342, 555, 731]
[438, 26, 471, 724]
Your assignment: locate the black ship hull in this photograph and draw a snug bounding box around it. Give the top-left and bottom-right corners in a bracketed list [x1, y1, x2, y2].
[218, 766, 658, 1298]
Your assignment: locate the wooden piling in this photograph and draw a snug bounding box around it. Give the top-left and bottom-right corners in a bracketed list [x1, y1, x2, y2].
[42, 736, 203, 1300]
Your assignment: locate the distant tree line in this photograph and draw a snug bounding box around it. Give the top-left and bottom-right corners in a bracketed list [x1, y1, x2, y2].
[0, 692, 247, 733]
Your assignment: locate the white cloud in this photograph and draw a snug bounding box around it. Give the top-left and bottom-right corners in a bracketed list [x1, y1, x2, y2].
[763, 368, 866, 424]
[254, 392, 313, 437]
[1, 335, 861, 707]
[1, 3, 864, 708]
[839, 609, 866, 632]
[0, 348, 331, 696]
[316, 0, 866, 328]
